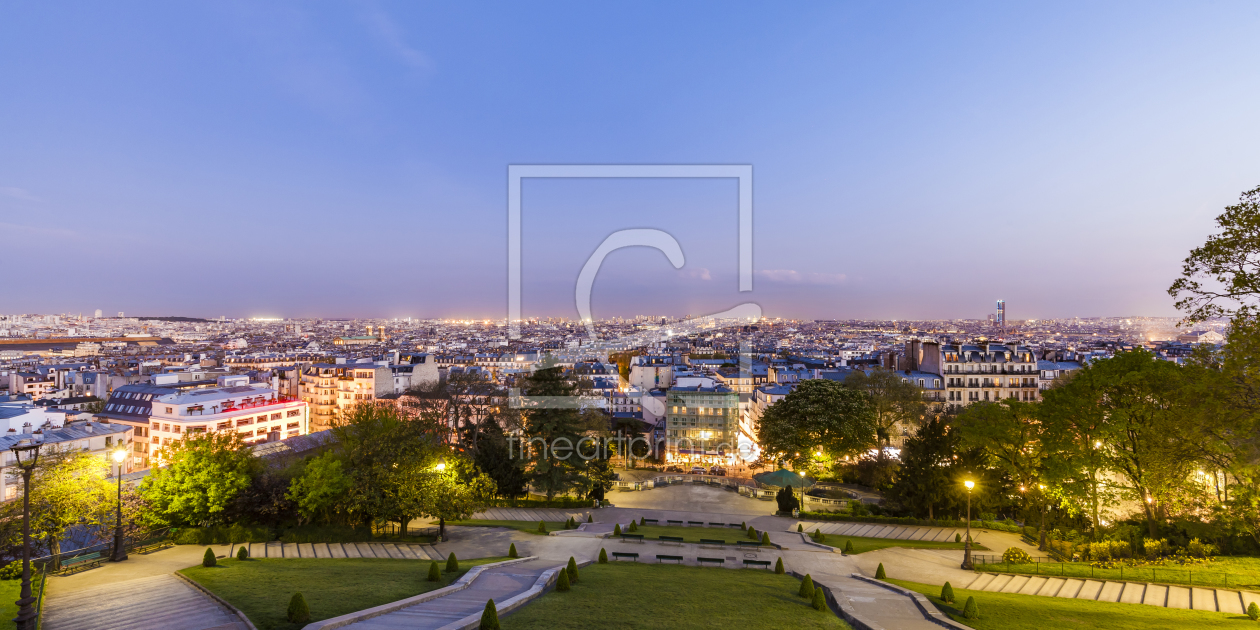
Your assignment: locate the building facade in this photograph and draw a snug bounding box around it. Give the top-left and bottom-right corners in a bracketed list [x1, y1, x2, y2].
[941, 343, 1040, 408]
[146, 376, 309, 464]
[664, 385, 738, 461]
[300, 362, 392, 430]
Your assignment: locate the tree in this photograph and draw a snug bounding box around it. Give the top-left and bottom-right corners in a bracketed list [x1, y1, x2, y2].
[843, 369, 925, 451]
[756, 379, 877, 470]
[1169, 185, 1260, 323]
[472, 422, 528, 498]
[330, 403, 446, 527]
[15, 444, 111, 564]
[776, 486, 799, 514]
[888, 418, 956, 519]
[287, 452, 353, 525]
[953, 401, 1048, 545]
[413, 454, 497, 540]
[141, 432, 255, 526]
[520, 366, 591, 499]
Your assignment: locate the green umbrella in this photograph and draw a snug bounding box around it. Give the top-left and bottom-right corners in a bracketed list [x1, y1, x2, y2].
[753, 469, 813, 488]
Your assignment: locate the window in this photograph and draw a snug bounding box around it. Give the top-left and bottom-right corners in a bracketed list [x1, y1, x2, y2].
[271, 413, 281, 420]
[166, 407, 173, 414]
[163, 423, 170, 432]
[151, 422, 160, 430]
[217, 421, 232, 430]
[237, 417, 253, 426]
[173, 425, 181, 434]
[286, 422, 299, 430]
[287, 409, 300, 417]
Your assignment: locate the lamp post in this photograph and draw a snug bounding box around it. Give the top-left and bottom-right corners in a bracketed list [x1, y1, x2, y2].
[10, 438, 42, 630]
[111, 447, 128, 562]
[433, 459, 447, 543]
[961, 479, 975, 570]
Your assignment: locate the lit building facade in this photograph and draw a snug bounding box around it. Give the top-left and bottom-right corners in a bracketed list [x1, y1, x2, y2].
[664, 385, 738, 461]
[941, 343, 1039, 408]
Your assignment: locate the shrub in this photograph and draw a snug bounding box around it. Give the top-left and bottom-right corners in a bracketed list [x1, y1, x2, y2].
[537, 521, 547, 534]
[628, 521, 638, 533]
[775, 557, 784, 574]
[202, 548, 216, 568]
[587, 514, 593, 523]
[287, 592, 311, 623]
[480, 598, 500, 630]
[508, 543, 518, 558]
[1002, 547, 1032, 564]
[955, 533, 961, 543]
[447, 553, 459, 573]
[1143, 538, 1164, 560]
[761, 532, 771, 546]
[1188, 538, 1218, 559]
[814, 529, 822, 541]
[741, 521, 747, 529]
[0, 562, 21, 580]
[798, 524, 804, 532]
[941, 582, 955, 604]
[812, 586, 827, 611]
[843, 540, 854, 554]
[748, 527, 758, 540]
[963, 596, 978, 619]
[799, 574, 815, 598]
[639, 517, 645, 525]
[1248, 601, 1259, 621]
[598, 548, 608, 564]
[556, 567, 570, 591]
[566, 557, 579, 583]
[236, 546, 249, 561]
[428, 561, 441, 582]
[875, 563, 886, 579]
[614, 524, 622, 536]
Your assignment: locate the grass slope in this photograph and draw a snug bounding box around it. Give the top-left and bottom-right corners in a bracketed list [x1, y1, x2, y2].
[181, 556, 508, 630]
[886, 578, 1248, 629]
[503, 562, 850, 629]
[0, 578, 20, 630]
[816, 533, 984, 554]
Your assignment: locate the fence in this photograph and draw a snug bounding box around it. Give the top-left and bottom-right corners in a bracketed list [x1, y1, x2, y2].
[29, 526, 173, 574]
[971, 555, 1255, 589]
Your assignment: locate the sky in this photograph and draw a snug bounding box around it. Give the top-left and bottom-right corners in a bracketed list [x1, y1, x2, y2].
[2, 1, 1259, 321]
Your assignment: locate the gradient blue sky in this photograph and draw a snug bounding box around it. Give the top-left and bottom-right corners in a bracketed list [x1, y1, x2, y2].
[3, 2, 1259, 321]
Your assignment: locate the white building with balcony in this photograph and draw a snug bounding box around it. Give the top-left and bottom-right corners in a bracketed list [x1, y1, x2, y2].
[146, 375, 309, 463]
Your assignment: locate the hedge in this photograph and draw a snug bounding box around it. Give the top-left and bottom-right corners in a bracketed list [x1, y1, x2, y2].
[797, 512, 1021, 533]
[485, 497, 591, 509]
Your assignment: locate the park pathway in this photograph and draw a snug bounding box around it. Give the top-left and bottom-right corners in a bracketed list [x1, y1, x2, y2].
[42, 573, 246, 630]
[812, 572, 960, 630]
[238, 540, 445, 560]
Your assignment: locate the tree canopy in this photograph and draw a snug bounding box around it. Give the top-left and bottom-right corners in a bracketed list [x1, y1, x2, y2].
[756, 379, 876, 470]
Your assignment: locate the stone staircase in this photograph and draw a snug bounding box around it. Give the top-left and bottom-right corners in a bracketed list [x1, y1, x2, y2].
[797, 521, 969, 543]
[469, 507, 589, 522]
[43, 573, 245, 630]
[964, 572, 1260, 613]
[238, 540, 445, 560]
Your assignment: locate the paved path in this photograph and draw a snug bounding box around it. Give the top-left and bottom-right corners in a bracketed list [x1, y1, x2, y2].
[814, 573, 946, 630]
[43, 572, 245, 630]
[964, 572, 1260, 613]
[238, 540, 446, 560]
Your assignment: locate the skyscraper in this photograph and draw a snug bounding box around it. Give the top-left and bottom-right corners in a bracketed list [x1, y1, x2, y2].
[94, 309, 102, 319]
[996, 300, 1006, 331]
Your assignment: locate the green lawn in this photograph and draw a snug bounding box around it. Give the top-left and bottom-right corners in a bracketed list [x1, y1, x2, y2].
[814, 533, 985, 554]
[180, 556, 508, 630]
[632, 524, 764, 545]
[974, 555, 1260, 590]
[502, 562, 851, 629]
[886, 578, 1247, 629]
[0, 578, 20, 630]
[449, 520, 572, 535]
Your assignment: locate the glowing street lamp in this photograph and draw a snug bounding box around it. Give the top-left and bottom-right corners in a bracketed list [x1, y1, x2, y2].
[10, 439, 41, 630]
[961, 480, 975, 570]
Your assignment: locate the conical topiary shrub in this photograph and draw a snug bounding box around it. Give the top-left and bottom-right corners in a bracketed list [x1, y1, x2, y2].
[798, 524, 803, 532]
[446, 552, 459, 573]
[963, 596, 978, 619]
[628, 521, 638, 533]
[556, 567, 571, 591]
[843, 540, 854, 554]
[566, 557, 579, 583]
[508, 543, 518, 558]
[639, 517, 645, 525]
[761, 532, 770, 546]
[799, 574, 815, 598]
[202, 548, 216, 568]
[588, 514, 593, 523]
[236, 545, 249, 561]
[287, 592, 311, 624]
[941, 582, 955, 604]
[480, 598, 500, 630]
[741, 521, 746, 529]
[875, 563, 886, 579]
[428, 560, 441, 582]
[814, 528, 822, 541]
[812, 586, 827, 611]
[599, 548, 608, 564]
[748, 527, 758, 540]
[537, 521, 547, 534]
[955, 533, 962, 543]
[775, 557, 784, 574]
[1248, 601, 1259, 621]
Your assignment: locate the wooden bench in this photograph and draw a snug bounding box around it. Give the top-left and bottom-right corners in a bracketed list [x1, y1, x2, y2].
[743, 559, 772, 569]
[687, 521, 704, 526]
[620, 534, 644, 543]
[736, 540, 763, 547]
[656, 554, 683, 564]
[707, 522, 725, 528]
[643, 519, 659, 525]
[658, 536, 684, 546]
[697, 557, 724, 566]
[728, 523, 743, 528]
[611, 552, 639, 562]
[60, 552, 104, 575]
[667, 520, 683, 526]
[132, 537, 173, 555]
[699, 539, 726, 546]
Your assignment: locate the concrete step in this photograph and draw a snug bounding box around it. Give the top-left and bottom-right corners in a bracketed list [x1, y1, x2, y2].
[43, 574, 241, 630]
[974, 574, 1257, 613]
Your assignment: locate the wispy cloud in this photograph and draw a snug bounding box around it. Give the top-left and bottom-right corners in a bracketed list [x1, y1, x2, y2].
[678, 267, 712, 281]
[0, 187, 43, 202]
[362, 5, 433, 71]
[757, 269, 846, 285]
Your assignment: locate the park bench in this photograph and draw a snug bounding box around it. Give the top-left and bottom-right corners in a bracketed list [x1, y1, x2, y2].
[727, 523, 743, 528]
[758, 494, 774, 501]
[697, 557, 724, 566]
[611, 552, 639, 562]
[707, 522, 724, 528]
[737, 540, 763, 548]
[658, 536, 684, 546]
[699, 539, 726, 547]
[743, 559, 772, 569]
[667, 520, 683, 526]
[620, 534, 644, 543]
[687, 521, 704, 526]
[643, 519, 659, 525]
[59, 552, 104, 575]
[656, 555, 684, 564]
[132, 536, 172, 555]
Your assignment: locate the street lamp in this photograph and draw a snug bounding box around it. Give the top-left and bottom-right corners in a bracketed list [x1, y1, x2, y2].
[10, 438, 41, 630]
[961, 479, 975, 570]
[111, 447, 128, 562]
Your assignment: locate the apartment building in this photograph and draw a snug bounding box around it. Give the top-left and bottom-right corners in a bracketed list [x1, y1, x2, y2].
[0, 420, 135, 501]
[300, 362, 392, 430]
[146, 376, 309, 464]
[941, 343, 1040, 407]
[664, 385, 739, 461]
[629, 355, 674, 391]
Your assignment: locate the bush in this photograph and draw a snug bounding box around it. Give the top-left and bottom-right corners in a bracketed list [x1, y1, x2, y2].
[1002, 547, 1032, 564]
[174, 525, 274, 545]
[1188, 538, 1218, 558]
[798, 524, 803, 532]
[0, 562, 21, 580]
[278, 524, 373, 544]
[598, 548, 608, 564]
[1144, 538, 1165, 560]
[614, 524, 622, 536]
[748, 527, 758, 540]
[875, 563, 886, 579]
[287, 592, 311, 624]
[236, 545, 249, 561]
[843, 540, 854, 554]
[480, 598, 500, 630]
[556, 567, 570, 591]
[812, 586, 827, 611]
[955, 533, 961, 543]
[761, 532, 771, 546]
[202, 548, 216, 568]
[639, 517, 645, 525]
[446, 553, 459, 573]
[941, 582, 955, 604]
[775, 557, 784, 574]
[566, 557, 579, 583]
[508, 543, 518, 558]
[587, 514, 593, 523]
[799, 574, 815, 598]
[963, 596, 978, 619]
[1248, 601, 1259, 621]
[628, 521, 638, 533]
[796, 511, 1023, 533]
[537, 521, 547, 534]
[428, 561, 441, 582]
